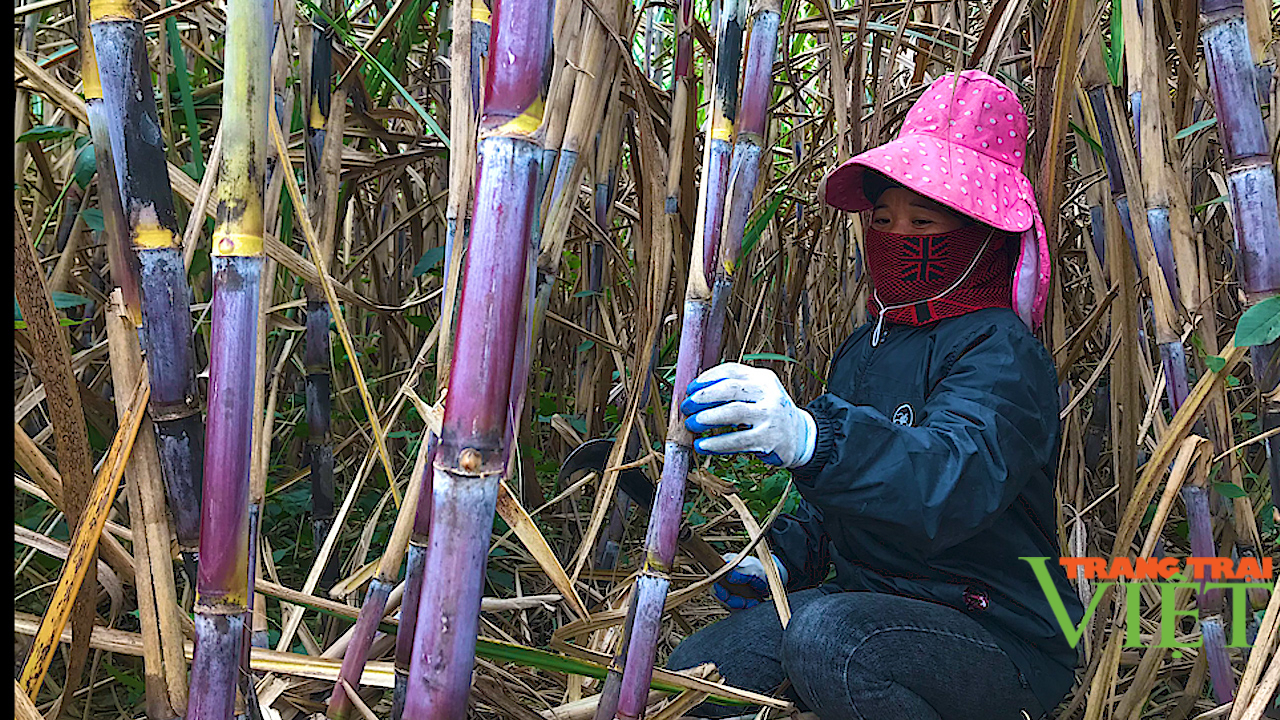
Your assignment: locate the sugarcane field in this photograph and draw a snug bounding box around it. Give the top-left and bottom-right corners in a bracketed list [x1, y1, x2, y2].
[11, 0, 1280, 714]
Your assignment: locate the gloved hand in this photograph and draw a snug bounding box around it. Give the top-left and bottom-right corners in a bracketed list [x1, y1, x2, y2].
[714, 552, 788, 610]
[680, 363, 817, 468]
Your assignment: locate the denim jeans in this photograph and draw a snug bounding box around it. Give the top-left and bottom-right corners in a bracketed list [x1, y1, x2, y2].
[666, 588, 1047, 719]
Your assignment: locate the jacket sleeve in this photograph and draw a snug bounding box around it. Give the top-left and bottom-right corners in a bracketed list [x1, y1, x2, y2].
[767, 498, 832, 591]
[789, 323, 1060, 557]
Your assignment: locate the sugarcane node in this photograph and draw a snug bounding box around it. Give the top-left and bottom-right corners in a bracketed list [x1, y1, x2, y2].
[89, 0, 136, 21]
[640, 554, 671, 579]
[149, 401, 202, 422]
[194, 600, 251, 616]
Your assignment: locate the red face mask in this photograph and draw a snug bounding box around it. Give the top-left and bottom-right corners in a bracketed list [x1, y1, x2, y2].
[864, 224, 1014, 344]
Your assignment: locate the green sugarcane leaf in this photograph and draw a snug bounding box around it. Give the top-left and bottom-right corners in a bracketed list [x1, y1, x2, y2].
[411, 246, 446, 277]
[1105, 0, 1123, 86]
[1069, 121, 1104, 159]
[51, 292, 93, 310]
[1212, 482, 1247, 499]
[299, 0, 450, 148]
[740, 193, 786, 258]
[1234, 296, 1280, 347]
[80, 208, 105, 233]
[73, 142, 97, 189]
[15, 293, 93, 321]
[1193, 194, 1230, 212]
[742, 352, 800, 364]
[1174, 117, 1216, 140]
[17, 125, 76, 143]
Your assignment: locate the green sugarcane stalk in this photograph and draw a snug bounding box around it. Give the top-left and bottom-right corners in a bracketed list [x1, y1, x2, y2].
[90, 0, 205, 577]
[401, 0, 552, 715]
[609, 3, 746, 719]
[186, 0, 271, 714]
[1199, 0, 1280, 703]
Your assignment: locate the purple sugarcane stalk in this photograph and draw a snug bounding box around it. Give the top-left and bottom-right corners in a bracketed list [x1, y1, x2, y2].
[402, 1, 552, 715]
[608, 3, 746, 719]
[186, 0, 271, 715]
[327, 456, 426, 720]
[82, 40, 139, 322]
[663, 0, 694, 215]
[704, 0, 780, 364]
[304, 0, 338, 594]
[393, 4, 486, 710]
[1198, 0, 1280, 702]
[90, 0, 205, 575]
[392, 451, 434, 720]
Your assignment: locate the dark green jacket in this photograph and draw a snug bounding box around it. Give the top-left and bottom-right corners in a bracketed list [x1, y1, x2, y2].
[769, 307, 1084, 714]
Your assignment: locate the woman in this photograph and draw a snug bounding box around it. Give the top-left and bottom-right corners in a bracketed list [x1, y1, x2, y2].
[667, 70, 1084, 720]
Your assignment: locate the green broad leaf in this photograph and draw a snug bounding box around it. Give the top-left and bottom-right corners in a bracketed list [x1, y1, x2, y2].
[411, 246, 446, 277]
[405, 314, 434, 333]
[17, 125, 75, 143]
[73, 142, 97, 189]
[1205, 355, 1227, 373]
[573, 289, 599, 298]
[740, 193, 786, 259]
[577, 340, 594, 352]
[1212, 481, 1248, 499]
[386, 430, 416, 439]
[103, 661, 146, 695]
[1174, 117, 1216, 140]
[1233, 296, 1280, 347]
[80, 208, 105, 233]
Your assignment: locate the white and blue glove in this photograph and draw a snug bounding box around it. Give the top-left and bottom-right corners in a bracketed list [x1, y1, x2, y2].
[714, 552, 788, 610]
[680, 363, 817, 468]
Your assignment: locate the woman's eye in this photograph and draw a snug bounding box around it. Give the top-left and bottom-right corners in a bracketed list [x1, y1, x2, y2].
[912, 218, 933, 227]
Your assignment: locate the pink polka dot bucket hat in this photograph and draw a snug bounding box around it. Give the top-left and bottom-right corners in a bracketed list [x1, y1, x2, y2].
[818, 70, 1051, 329]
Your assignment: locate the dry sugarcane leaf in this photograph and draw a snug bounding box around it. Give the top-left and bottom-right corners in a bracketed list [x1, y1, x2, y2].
[14, 680, 41, 720]
[496, 480, 592, 619]
[11, 524, 125, 618]
[13, 207, 97, 707]
[725, 492, 791, 626]
[16, 364, 149, 699]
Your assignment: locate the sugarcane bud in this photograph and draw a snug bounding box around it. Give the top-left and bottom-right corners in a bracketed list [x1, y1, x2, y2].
[459, 447, 483, 473]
